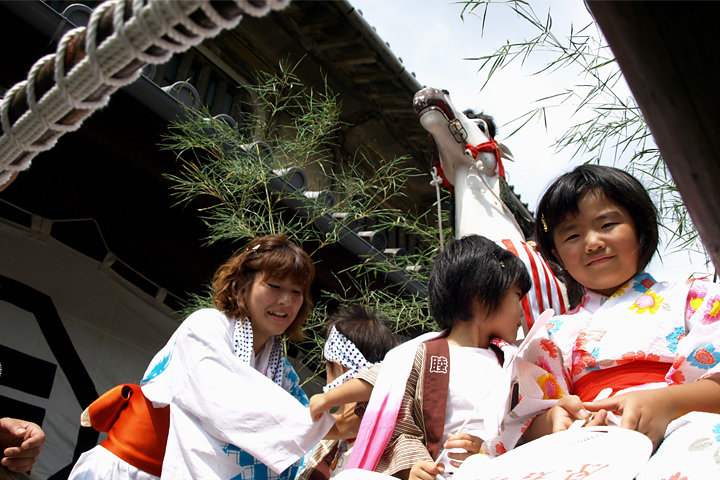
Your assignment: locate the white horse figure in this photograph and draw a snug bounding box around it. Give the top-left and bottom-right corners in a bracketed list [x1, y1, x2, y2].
[413, 87, 567, 330]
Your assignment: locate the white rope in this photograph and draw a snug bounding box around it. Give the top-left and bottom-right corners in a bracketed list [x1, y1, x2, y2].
[429, 166, 445, 251]
[0, 0, 291, 186]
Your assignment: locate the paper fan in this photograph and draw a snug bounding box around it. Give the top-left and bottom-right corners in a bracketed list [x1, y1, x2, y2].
[455, 426, 652, 480]
[333, 469, 396, 480]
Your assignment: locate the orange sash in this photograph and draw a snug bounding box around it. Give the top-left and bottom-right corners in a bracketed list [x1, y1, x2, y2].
[88, 384, 169, 476]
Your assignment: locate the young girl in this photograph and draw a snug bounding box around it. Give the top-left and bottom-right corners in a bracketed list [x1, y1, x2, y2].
[498, 165, 720, 478]
[311, 235, 531, 480]
[69, 235, 335, 480]
[297, 304, 398, 480]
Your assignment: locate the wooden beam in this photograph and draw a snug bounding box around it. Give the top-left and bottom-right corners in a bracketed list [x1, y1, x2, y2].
[587, 0, 720, 271]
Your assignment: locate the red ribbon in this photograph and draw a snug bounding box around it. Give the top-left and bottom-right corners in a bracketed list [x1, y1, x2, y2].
[465, 140, 505, 180]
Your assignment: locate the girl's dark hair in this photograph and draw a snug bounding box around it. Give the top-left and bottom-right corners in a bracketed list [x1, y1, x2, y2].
[326, 304, 398, 363]
[535, 165, 659, 306]
[211, 235, 314, 342]
[429, 235, 531, 330]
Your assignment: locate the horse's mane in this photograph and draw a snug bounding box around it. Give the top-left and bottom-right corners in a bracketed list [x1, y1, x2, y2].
[463, 109, 497, 139]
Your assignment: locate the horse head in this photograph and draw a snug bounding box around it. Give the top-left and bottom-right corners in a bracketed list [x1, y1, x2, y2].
[413, 87, 514, 184]
[413, 87, 522, 241]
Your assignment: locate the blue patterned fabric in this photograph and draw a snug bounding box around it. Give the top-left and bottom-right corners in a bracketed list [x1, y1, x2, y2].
[223, 358, 309, 480]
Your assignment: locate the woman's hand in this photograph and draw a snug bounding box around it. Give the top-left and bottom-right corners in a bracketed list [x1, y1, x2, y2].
[443, 432, 484, 467]
[408, 460, 443, 480]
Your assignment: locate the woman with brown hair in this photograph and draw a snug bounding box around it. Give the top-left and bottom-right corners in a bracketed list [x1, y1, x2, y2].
[70, 235, 334, 480]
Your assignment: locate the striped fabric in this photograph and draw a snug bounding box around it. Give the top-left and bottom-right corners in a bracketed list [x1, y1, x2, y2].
[500, 239, 567, 330]
[370, 343, 434, 476]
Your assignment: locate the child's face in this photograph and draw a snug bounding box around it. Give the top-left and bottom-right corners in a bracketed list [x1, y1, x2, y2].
[551, 191, 640, 296]
[485, 284, 525, 343]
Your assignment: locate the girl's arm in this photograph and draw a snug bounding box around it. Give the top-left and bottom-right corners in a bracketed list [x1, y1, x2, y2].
[586, 373, 720, 450]
[309, 378, 373, 420]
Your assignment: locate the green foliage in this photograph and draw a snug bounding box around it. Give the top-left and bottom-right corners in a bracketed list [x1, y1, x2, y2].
[161, 61, 446, 383]
[461, 0, 708, 263]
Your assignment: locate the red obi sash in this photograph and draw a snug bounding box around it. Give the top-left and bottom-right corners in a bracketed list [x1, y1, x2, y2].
[574, 361, 671, 402]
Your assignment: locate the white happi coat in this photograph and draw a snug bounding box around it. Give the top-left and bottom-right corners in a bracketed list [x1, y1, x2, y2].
[141, 309, 335, 480]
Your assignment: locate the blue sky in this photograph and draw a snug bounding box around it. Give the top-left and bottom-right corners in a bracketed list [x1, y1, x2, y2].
[350, 0, 712, 278]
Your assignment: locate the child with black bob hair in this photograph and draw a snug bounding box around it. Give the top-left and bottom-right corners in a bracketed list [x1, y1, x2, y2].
[534, 164, 659, 308]
[495, 165, 720, 479]
[429, 232, 532, 331]
[311, 235, 532, 480]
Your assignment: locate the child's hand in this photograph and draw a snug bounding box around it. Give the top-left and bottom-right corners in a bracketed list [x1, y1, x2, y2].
[309, 393, 329, 421]
[585, 388, 675, 450]
[443, 432, 484, 467]
[409, 460, 443, 480]
[550, 395, 609, 432]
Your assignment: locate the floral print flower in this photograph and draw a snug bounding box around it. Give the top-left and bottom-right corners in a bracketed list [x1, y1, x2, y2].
[666, 326, 686, 353]
[671, 355, 686, 371]
[572, 349, 598, 376]
[540, 338, 558, 359]
[547, 318, 565, 335]
[629, 290, 664, 314]
[617, 351, 661, 365]
[698, 295, 720, 325]
[662, 473, 688, 480]
[688, 345, 720, 369]
[611, 283, 628, 299]
[686, 281, 707, 319]
[685, 279, 720, 324]
[713, 423, 720, 442]
[667, 368, 685, 385]
[537, 373, 564, 400]
[632, 273, 655, 292]
[575, 331, 590, 350]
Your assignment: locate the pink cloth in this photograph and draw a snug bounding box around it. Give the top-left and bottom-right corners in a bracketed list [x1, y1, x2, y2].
[347, 331, 443, 470]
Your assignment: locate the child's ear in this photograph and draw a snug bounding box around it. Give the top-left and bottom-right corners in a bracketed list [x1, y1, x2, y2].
[328, 360, 346, 377]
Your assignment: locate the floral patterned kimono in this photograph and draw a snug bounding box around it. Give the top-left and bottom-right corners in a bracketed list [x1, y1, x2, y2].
[496, 273, 720, 478]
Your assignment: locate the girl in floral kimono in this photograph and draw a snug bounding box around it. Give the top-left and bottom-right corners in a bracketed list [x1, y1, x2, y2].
[69, 235, 334, 480]
[498, 165, 720, 478]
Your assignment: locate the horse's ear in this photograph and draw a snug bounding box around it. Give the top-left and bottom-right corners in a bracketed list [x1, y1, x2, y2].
[498, 142, 515, 162]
